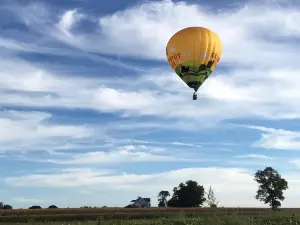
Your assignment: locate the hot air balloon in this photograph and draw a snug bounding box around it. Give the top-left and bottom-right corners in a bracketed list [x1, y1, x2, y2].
[166, 27, 222, 100]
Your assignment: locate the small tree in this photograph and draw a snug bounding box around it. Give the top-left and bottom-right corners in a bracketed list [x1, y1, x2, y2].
[48, 205, 58, 209]
[206, 186, 219, 208]
[254, 167, 288, 211]
[158, 190, 170, 207]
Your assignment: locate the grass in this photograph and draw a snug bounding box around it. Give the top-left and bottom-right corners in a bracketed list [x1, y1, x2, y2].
[1, 208, 300, 225]
[3, 215, 300, 225]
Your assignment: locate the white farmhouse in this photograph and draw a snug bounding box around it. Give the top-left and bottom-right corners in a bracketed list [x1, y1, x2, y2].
[130, 196, 151, 208]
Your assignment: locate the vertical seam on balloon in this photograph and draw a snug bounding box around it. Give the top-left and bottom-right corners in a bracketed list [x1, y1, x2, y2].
[197, 28, 203, 87]
[193, 28, 196, 76]
[205, 30, 213, 65]
[203, 29, 209, 64]
[195, 28, 202, 89]
[210, 33, 216, 72]
[198, 28, 202, 64]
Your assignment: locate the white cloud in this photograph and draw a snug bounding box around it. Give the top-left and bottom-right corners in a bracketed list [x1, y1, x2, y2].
[5, 167, 300, 207]
[55, 0, 300, 66]
[227, 160, 276, 167]
[244, 125, 300, 150]
[0, 110, 94, 152]
[0, 110, 92, 141]
[12, 197, 43, 204]
[0, 37, 34, 51]
[1, 1, 300, 124]
[57, 9, 85, 36]
[234, 154, 273, 160]
[171, 142, 202, 148]
[44, 147, 201, 165]
[289, 159, 300, 168]
[117, 145, 166, 153]
[0, 55, 257, 124]
[113, 138, 241, 149]
[5, 0, 299, 70]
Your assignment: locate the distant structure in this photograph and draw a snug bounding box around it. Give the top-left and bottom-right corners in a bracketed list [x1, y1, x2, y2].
[130, 196, 151, 208]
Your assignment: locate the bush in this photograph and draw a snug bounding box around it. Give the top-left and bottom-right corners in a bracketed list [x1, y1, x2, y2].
[0, 202, 12, 209]
[29, 206, 42, 209]
[124, 204, 138, 208]
[48, 205, 58, 209]
[3, 204, 12, 209]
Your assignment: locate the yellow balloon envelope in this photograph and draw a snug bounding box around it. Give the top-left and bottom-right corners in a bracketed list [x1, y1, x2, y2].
[166, 27, 222, 100]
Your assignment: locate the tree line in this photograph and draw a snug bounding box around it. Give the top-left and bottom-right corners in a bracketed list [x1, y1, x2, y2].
[0, 204, 59, 209]
[0, 167, 288, 211]
[157, 167, 288, 210]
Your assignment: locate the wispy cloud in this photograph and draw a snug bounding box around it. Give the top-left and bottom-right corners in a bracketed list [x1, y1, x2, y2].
[56, 9, 86, 36]
[0, 110, 94, 152]
[44, 149, 201, 165]
[243, 125, 300, 150]
[234, 154, 273, 160]
[1, 0, 300, 124]
[288, 159, 300, 169]
[170, 142, 202, 148]
[12, 197, 43, 204]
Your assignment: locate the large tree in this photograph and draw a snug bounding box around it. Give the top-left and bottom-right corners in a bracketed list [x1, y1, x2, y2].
[167, 180, 206, 207]
[157, 190, 170, 207]
[254, 167, 288, 210]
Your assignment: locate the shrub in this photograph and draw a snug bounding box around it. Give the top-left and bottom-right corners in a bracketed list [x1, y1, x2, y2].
[29, 206, 42, 209]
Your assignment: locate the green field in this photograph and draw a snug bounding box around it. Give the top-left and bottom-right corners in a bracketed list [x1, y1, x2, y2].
[1, 207, 300, 225]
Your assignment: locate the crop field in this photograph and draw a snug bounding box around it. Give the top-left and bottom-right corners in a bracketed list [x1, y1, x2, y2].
[1, 207, 300, 225]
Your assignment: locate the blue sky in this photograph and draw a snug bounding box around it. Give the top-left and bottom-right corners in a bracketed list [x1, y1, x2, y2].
[1, 0, 300, 208]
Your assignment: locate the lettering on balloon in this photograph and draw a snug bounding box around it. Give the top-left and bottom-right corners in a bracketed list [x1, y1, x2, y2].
[168, 53, 181, 68]
[211, 53, 220, 62]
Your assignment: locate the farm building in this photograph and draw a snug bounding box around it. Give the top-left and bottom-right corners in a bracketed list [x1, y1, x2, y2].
[130, 196, 151, 208]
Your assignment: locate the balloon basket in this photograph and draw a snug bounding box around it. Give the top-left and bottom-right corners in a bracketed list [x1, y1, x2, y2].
[193, 92, 197, 100]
